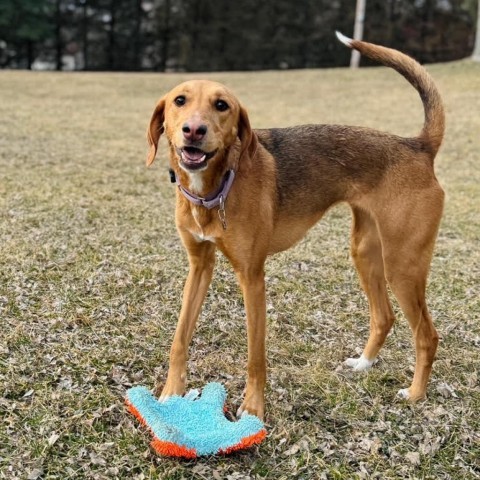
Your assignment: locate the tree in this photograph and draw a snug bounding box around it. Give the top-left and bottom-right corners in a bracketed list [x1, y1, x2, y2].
[159, 0, 171, 71]
[132, 0, 144, 70]
[0, 0, 477, 71]
[0, 0, 52, 68]
[80, 0, 89, 69]
[54, 0, 63, 70]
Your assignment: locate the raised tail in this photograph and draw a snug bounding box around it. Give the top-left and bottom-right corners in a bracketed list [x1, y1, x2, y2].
[336, 31, 445, 157]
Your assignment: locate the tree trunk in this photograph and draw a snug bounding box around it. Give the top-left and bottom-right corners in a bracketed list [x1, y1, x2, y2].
[26, 40, 34, 70]
[132, 0, 143, 70]
[473, 0, 480, 61]
[160, 0, 171, 72]
[351, 0, 366, 68]
[300, 0, 312, 68]
[55, 0, 62, 71]
[159, 0, 171, 71]
[107, 0, 116, 70]
[82, 1, 89, 70]
[420, 0, 434, 62]
[188, 0, 201, 71]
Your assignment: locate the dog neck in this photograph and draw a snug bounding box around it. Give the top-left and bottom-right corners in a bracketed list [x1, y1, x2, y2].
[170, 168, 235, 211]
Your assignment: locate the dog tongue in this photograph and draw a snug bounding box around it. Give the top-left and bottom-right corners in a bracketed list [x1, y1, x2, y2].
[182, 149, 206, 163]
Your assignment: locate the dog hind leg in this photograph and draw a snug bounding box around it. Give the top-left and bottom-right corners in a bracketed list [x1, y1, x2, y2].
[345, 206, 396, 371]
[377, 186, 443, 400]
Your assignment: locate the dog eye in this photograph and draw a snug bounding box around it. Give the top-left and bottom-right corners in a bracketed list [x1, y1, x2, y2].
[174, 95, 186, 106]
[215, 100, 229, 112]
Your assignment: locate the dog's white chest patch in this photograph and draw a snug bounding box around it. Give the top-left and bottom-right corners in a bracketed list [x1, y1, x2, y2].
[190, 230, 216, 243]
[190, 209, 216, 243]
[187, 172, 204, 193]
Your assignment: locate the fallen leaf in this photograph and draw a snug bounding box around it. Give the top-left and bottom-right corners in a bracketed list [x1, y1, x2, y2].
[284, 443, 300, 456]
[27, 469, 43, 480]
[405, 452, 420, 465]
[436, 382, 458, 398]
[89, 451, 107, 466]
[48, 432, 60, 446]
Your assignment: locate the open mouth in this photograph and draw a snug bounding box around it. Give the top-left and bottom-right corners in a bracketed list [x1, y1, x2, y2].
[178, 146, 217, 170]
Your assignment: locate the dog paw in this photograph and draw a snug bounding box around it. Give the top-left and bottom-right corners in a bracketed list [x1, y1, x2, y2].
[157, 375, 186, 401]
[396, 388, 426, 402]
[236, 392, 265, 421]
[344, 354, 376, 372]
[396, 388, 410, 400]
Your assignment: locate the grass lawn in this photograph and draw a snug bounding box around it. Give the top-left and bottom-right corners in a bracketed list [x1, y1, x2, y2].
[1, 59, 479, 479]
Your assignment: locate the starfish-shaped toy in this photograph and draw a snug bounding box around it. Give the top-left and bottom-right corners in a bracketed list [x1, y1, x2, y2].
[126, 383, 266, 458]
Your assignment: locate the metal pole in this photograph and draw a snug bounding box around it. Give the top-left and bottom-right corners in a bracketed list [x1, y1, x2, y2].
[473, 0, 480, 61]
[351, 0, 366, 68]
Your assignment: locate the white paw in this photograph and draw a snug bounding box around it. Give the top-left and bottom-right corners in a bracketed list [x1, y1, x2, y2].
[397, 388, 410, 399]
[236, 408, 249, 419]
[184, 389, 200, 401]
[236, 405, 248, 419]
[344, 354, 376, 372]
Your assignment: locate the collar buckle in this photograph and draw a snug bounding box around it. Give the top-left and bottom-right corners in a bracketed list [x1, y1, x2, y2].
[218, 194, 227, 230]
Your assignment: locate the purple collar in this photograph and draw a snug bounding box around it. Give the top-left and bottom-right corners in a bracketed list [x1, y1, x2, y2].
[169, 169, 236, 210]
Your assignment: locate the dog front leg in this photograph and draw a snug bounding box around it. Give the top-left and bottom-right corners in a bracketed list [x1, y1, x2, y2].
[157, 240, 216, 399]
[235, 266, 267, 420]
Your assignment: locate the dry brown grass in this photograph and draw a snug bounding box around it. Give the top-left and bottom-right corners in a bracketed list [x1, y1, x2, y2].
[1, 59, 479, 479]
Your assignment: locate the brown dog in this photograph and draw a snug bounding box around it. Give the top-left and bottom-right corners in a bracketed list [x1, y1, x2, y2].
[146, 33, 445, 419]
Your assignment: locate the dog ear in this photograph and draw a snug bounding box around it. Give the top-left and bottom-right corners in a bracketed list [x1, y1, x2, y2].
[238, 105, 258, 162]
[146, 97, 166, 166]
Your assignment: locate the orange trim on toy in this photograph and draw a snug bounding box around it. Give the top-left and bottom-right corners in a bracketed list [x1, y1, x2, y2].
[126, 400, 198, 458]
[219, 428, 267, 455]
[151, 438, 197, 458]
[125, 401, 147, 427]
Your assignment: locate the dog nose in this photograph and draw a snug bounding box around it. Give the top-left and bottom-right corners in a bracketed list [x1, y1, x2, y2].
[182, 122, 207, 142]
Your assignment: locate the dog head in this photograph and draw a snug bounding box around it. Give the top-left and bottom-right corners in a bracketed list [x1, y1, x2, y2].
[146, 80, 256, 172]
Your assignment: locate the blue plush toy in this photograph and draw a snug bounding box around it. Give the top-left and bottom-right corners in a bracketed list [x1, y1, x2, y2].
[126, 383, 266, 458]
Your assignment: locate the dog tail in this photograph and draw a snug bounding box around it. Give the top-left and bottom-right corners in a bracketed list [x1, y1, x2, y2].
[335, 32, 445, 157]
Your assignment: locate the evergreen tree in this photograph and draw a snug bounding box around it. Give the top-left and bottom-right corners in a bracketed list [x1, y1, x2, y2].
[0, 0, 52, 68]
